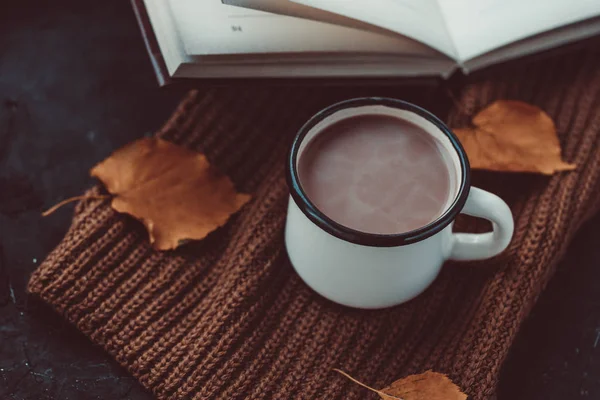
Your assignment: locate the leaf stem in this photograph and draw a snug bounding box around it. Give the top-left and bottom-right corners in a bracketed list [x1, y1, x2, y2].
[333, 369, 402, 400]
[334, 369, 380, 393]
[42, 194, 110, 217]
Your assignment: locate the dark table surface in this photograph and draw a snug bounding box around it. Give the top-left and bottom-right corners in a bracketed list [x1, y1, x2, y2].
[1, 1, 599, 399]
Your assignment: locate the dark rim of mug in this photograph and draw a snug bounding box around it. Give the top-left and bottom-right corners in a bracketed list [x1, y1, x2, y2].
[286, 97, 471, 247]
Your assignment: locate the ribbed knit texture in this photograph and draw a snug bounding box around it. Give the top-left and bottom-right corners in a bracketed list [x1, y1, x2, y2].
[29, 42, 600, 400]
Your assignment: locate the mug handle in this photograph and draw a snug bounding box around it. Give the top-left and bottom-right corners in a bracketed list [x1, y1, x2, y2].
[449, 187, 514, 261]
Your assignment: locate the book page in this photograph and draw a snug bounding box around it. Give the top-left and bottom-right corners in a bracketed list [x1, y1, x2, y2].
[290, 0, 457, 58]
[223, 0, 384, 33]
[463, 17, 600, 72]
[437, 0, 600, 61]
[168, 0, 438, 57]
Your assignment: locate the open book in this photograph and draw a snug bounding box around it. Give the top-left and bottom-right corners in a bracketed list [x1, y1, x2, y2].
[134, 0, 600, 84]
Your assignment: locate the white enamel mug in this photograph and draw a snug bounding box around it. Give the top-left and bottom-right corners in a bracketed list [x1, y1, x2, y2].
[284, 98, 514, 309]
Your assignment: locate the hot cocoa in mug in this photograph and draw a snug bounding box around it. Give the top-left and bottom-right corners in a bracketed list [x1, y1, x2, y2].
[285, 98, 514, 309]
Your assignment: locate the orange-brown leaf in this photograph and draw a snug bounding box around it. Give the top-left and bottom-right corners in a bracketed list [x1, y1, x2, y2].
[379, 370, 467, 400]
[335, 369, 467, 400]
[453, 100, 575, 175]
[90, 138, 250, 250]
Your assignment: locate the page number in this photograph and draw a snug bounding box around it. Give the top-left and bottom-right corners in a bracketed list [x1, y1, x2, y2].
[231, 25, 243, 32]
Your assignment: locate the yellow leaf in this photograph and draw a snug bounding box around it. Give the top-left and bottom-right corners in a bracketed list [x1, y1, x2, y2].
[335, 369, 467, 400]
[90, 138, 250, 250]
[453, 100, 575, 175]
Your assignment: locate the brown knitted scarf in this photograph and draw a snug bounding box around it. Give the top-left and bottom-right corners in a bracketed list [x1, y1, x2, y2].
[29, 43, 600, 400]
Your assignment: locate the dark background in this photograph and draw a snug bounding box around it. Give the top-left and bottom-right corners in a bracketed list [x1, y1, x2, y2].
[0, 1, 599, 399]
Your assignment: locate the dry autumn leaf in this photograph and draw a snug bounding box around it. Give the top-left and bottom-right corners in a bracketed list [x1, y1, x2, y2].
[453, 100, 575, 175]
[335, 369, 467, 400]
[90, 137, 250, 250]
